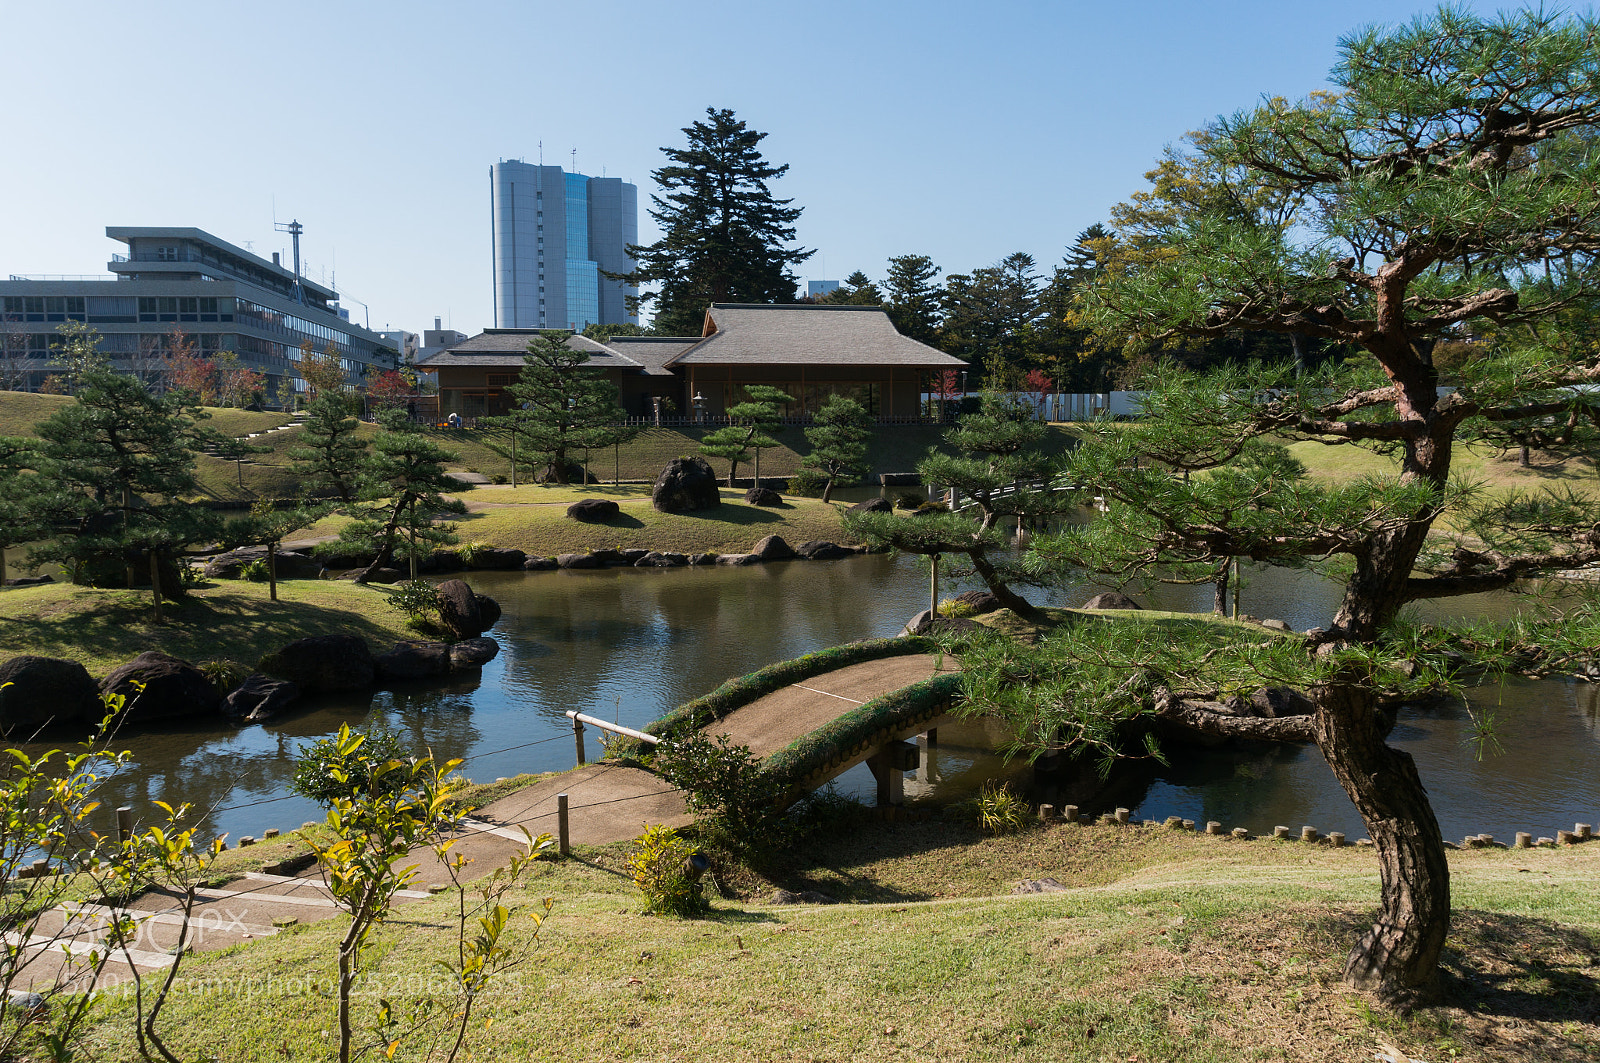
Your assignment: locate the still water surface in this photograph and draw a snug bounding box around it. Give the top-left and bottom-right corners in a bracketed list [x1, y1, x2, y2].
[27, 553, 1599, 846]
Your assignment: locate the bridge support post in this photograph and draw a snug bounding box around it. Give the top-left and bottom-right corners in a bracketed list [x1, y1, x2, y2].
[867, 740, 919, 807]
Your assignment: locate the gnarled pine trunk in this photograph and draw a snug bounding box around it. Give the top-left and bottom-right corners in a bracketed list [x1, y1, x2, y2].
[1311, 678, 1449, 1007]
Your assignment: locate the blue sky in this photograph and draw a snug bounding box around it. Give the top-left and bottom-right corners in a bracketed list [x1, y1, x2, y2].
[4, 0, 1529, 335]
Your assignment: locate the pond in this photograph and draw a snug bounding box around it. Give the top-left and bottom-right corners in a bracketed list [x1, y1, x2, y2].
[20, 550, 1599, 848]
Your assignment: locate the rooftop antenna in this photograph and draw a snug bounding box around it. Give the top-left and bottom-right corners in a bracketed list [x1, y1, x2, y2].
[538, 140, 543, 166]
[274, 219, 305, 304]
[571, 147, 577, 174]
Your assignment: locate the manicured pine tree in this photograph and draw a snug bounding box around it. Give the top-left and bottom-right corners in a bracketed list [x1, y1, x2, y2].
[289, 393, 369, 502]
[845, 392, 1074, 618]
[28, 362, 219, 621]
[480, 331, 638, 485]
[337, 409, 467, 583]
[699, 385, 792, 487]
[0, 436, 43, 589]
[799, 395, 873, 503]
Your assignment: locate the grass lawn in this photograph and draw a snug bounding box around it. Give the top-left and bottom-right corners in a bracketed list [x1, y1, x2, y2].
[60, 816, 1600, 1062]
[1283, 436, 1600, 499]
[0, 578, 417, 677]
[298, 487, 859, 557]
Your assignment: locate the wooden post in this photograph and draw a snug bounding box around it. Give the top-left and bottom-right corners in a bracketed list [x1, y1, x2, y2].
[263, 828, 280, 839]
[557, 793, 569, 856]
[117, 806, 133, 843]
[1273, 825, 1291, 840]
[1205, 821, 1222, 836]
[1231, 828, 1251, 840]
[510, 418, 518, 488]
[1578, 823, 1593, 841]
[573, 717, 586, 766]
[1114, 808, 1130, 825]
[267, 540, 279, 602]
[1062, 804, 1079, 824]
[922, 728, 937, 748]
[1038, 804, 1056, 822]
[1557, 829, 1578, 846]
[1515, 832, 1532, 849]
[1300, 826, 1319, 843]
[1328, 832, 1346, 847]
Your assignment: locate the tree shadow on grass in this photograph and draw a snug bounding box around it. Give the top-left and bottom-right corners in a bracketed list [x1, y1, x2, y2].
[1312, 906, 1600, 1057]
[767, 817, 1004, 904]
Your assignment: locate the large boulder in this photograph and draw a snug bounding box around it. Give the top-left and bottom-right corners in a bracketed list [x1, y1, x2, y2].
[375, 641, 452, 681]
[751, 535, 795, 561]
[436, 579, 484, 639]
[557, 553, 601, 569]
[620, 549, 651, 564]
[476, 594, 502, 631]
[449, 637, 500, 670]
[221, 674, 300, 724]
[258, 634, 375, 693]
[689, 553, 718, 566]
[715, 553, 761, 566]
[744, 486, 783, 507]
[0, 656, 102, 734]
[902, 610, 984, 638]
[101, 652, 222, 724]
[588, 548, 629, 566]
[635, 551, 688, 567]
[652, 457, 721, 513]
[952, 590, 1002, 615]
[567, 499, 620, 523]
[522, 556, 559, 571]
[794, 540, 852, 561]
[464, 547, 526, 570]
[311, 546, 376, 571]
[1082, 591, 1143, 611]
[337, 567, 404, 584]
[420, 549, 465, 573]
[848, 497, 892, 515]
[203, 547, 321, 581]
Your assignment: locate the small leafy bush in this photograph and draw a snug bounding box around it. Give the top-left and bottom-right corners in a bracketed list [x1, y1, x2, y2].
[628, 824, 707, 917]
[937, 598, 979, 619]
[292, 726, 416, 807]
[915, 500, 949, 515]
[786, 469, 828, 498]
[895, 493, 922, 510]
[975, 781, 1029, 834]
[387, 579, 444, 632]
[198, 659, 248, 695]
[239, 558, 270, 582]
[456, 541, 493, 566]
[651, 733, 787, 861]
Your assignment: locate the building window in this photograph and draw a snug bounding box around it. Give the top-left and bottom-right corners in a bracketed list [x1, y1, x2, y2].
[155, 246, 178, 261]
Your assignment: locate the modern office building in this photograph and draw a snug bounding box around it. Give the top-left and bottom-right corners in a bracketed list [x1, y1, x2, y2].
[490, 161, 638, 331]
[0, 226, 398, 400]
[807, 280, 841, 298]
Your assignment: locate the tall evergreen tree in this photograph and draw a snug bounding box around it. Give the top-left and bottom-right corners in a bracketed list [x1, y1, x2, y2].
[882, 254, 944, 346]
[289, 394, 370, 502]
[610, 108, 814, 335]
[480, 332, 638, 485]
[0, 437, 42, 588]
[818, 271, 883, 305]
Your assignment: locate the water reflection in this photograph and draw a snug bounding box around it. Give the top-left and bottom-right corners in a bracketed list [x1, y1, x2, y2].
[10, 552, 1597, 845]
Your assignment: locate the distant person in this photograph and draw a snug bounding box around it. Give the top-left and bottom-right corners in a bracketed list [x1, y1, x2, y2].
[447, 411, 461, 428]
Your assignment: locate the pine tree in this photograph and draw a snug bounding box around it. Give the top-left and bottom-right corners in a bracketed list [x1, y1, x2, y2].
[845, 393, 1075, 617]
[0, 437, 42, 589]
[480, 332, 638, 485]
[818, 271, 883, 305]
[610, 108, 814, 335]
[28, 363, 220, 619]
[699, 386, 792, 486]
[882, 254, 943, 346]
[1011, 6, 1600, 1003]
[336, 410, 467, 583]
[289, 394, 370, 502]
[799, 396, 872, 503]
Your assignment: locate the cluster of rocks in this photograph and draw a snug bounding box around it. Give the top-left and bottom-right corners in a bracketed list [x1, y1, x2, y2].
[0, 580, 503, 735]
[198, 543, 535, 586]
[521, 534, 867, 572]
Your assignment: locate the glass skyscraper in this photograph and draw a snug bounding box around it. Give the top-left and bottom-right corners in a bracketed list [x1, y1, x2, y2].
[490, 161, 638, 330]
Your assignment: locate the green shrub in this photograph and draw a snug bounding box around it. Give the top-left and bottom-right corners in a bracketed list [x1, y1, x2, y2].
[937, 598, 978, 618]
[916, 500, 949, 515]
[198, 659, 248, 696]
[651, 733, 788, 861]
[975, 781, 1029, 834]
[456, 541, 493, 566]
[292, 726, 417, 807]
[786, 469, 828, 498]
[239, 558, 270, 582]
[627, 824, 707, 917]
[386, 579, 443, 631]
[894, 493, 922, 510]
